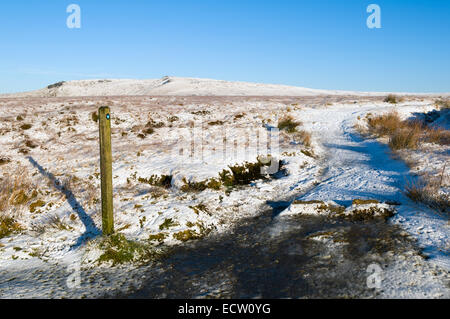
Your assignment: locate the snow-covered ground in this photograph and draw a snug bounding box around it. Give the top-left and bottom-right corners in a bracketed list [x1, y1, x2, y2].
[0, 92, 448, 298]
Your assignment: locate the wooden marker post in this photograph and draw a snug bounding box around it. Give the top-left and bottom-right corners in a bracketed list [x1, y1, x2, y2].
[98, 106, 114, 235]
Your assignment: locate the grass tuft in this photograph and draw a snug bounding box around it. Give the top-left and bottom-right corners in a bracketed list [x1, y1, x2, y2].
[180, 178, 222, 192]
[91, 112, 98, 123]
[1, 171, 36, 212]
[220, 161, 265, 187]
[148, 233, 166, 243]
[294, 130, 312, 147]
[367, 111, 402, 137]
[173, 222, 211, 242]
[405, 176, 449, 214]
[159, 218, 179, 230]
[278, 116, 302, 133]
[173, 229, 202, 242]
[20, 123, 32, 130]
[435, 99, 450, 110]
[208, 120, 225, 126]
[0, 216, 23, 239]
[97, 233, 160, 266]
[384, 94, 400, 104]
[0, 158, 11, 166]
[388, 124, 421, 150]
[29, 200, 46, 213]
[138, 175, 172, 189]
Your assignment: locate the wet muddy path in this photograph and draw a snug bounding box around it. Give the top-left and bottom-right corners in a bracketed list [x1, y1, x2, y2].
[118, 206, 424, 298]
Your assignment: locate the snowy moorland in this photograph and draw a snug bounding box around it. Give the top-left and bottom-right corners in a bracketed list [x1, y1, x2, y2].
[5, 77, 449, 98]
[0, 84, 448, 298]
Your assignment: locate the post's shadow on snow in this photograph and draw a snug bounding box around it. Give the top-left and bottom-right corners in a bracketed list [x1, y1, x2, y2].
[27, 156, 101, 247]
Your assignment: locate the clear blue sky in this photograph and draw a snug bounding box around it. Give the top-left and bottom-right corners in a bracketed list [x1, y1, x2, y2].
[0, 0, 449, 93]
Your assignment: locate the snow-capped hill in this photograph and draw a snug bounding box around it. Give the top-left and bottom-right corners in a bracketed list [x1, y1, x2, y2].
[5, 76, 449, 98]
[2, 77, 390, 98]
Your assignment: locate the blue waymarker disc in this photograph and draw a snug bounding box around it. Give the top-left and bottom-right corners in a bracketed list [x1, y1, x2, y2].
[106, 114, 110, 120]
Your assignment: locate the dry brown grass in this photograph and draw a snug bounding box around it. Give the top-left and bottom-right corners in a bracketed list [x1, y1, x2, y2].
[293, 130, 312, 147]
[424, 127, 450, 146]
[367, 111, 403, 137]
[405, 174, 449, 215]
[435, 99, 450, 110]
[0, 170, 35, 213]
[0, 170, 34, 237]
[388, 122, 422, 150]
[366, 111, 450, 149]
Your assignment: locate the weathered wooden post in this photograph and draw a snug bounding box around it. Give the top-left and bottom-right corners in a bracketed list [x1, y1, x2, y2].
[98, 106, 114, 235]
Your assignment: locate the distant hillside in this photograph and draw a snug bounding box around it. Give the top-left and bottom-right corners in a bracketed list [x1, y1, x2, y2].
[2, 77, 448, 97]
